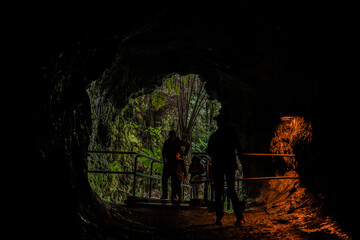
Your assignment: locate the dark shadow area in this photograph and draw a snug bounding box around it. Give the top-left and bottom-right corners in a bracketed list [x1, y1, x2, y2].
[17, 3, 356, 239]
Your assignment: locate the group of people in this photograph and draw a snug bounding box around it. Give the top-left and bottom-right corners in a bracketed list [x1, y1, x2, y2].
[161, 109, 245, 226]
[161, 130, 205, 201]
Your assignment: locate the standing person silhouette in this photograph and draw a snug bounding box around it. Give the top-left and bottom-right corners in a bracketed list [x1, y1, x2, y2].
[206, 110, 244, 226]
[161, 130, 190, 199]
[171, 151, 188, 201]
[189, 155, 205, 199]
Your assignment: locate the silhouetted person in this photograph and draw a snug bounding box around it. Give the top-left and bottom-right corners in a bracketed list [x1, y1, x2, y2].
[189, 155, 205, 199]
[161, 130, 190, 199]
[171, 151, 188, 201]
[206, 111, 244, 226]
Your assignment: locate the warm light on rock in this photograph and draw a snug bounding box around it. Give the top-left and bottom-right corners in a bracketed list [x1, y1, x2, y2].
[270, 116, 312, 170]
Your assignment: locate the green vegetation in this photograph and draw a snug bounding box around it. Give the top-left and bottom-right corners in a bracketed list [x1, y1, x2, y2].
[87, 73, 221, 203]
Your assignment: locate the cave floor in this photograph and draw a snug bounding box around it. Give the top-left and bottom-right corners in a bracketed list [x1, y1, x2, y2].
[91, 201, 352, 240]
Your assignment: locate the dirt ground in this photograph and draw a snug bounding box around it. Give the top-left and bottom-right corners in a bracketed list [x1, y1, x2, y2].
[91, 202, 352, 240]
[80, 177, 353, 239]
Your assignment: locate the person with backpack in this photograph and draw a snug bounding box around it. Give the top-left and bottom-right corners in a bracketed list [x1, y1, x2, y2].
[161, 130, 190, 199]
[171, 151, 188, 201]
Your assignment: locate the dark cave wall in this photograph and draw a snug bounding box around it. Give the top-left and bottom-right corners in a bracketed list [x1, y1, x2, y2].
[30, 4, 355, 238]
[29, 34, 123, 239]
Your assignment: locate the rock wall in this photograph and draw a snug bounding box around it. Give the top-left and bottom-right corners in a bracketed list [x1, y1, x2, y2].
[28, 4, 355, 238]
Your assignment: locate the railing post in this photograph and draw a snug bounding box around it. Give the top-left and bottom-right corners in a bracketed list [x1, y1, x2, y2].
[149, 161, 154, 198]
[204, 156, 209, 202]
[133, 155, 138, 197]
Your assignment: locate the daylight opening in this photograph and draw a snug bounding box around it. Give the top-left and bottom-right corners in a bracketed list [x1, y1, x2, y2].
[86, 74, 221, 203]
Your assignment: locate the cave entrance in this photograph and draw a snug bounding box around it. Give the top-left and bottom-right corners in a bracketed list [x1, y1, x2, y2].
[86, 73, 221, 203]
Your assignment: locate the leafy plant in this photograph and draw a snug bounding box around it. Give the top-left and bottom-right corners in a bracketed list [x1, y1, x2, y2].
[151, 92, 167, 110]
[86, 73, 220, 203]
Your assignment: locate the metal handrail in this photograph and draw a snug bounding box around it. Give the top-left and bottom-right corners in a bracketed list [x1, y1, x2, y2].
[87, 150, 137, 154]
[87, 151, 161, 197]
[191, 176, 300, 184]
[136, 153, 162, 163]
[135, 153, 163, 198]
[87, 151, 298, 201]
[191, 152, 298, 201]
[87, 150, 192, 198]
[87, 170, 134, 174]
[243, 153, 295, 157]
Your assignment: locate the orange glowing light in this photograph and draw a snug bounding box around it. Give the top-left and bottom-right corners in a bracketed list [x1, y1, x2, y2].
[270, 116, 312, 170]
